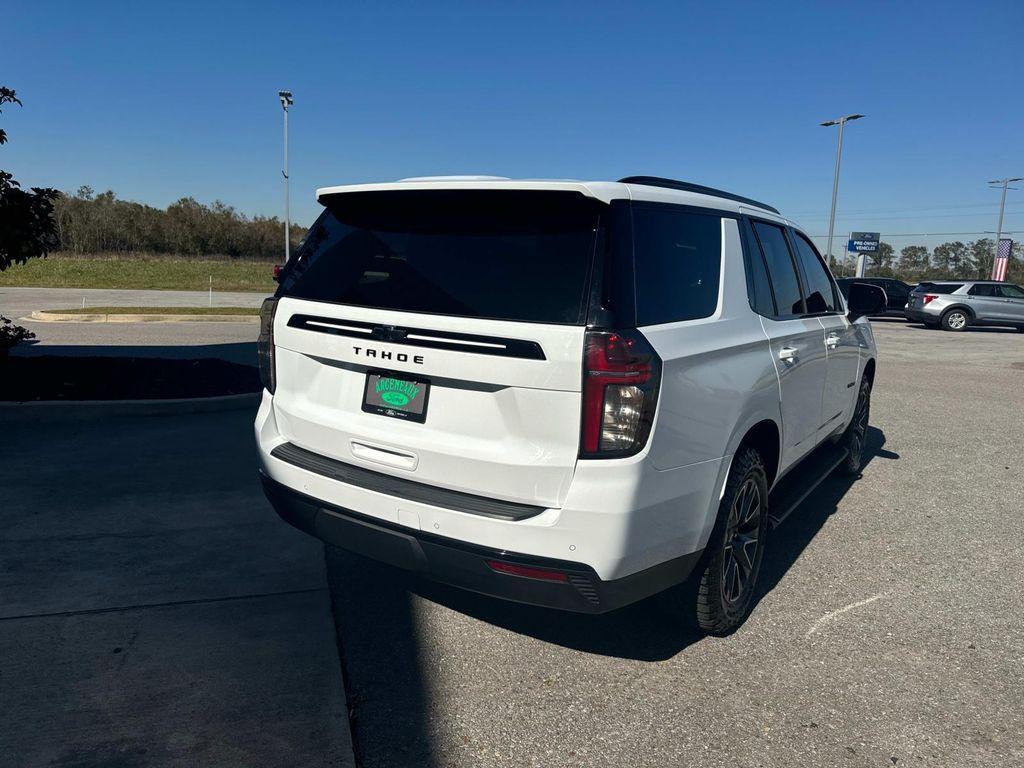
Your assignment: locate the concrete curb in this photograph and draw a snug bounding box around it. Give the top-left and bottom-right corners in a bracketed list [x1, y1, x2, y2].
[29, 310, 260, 324]
[0, 392, 261, 423]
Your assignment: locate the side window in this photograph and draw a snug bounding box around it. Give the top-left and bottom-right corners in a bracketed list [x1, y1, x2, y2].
[742, 218, 776, 316]
[969, 284, 998, 297]
[791, 231, 838, 313]
[999, 284, 1024, 299]
[632, 205, 722, 325]
[751, 221, 804, 317]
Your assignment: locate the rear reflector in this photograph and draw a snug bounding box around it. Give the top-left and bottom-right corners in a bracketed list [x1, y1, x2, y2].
[486, 560, 568, 582]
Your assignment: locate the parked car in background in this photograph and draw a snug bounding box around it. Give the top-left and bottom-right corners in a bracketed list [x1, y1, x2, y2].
[255, 174, 885, 635]
[906, 280, 1024, 331]
[836, 277, 910, 316]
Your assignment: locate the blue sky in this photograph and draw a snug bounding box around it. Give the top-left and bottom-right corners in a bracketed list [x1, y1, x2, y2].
[5, 0, 1023, 252]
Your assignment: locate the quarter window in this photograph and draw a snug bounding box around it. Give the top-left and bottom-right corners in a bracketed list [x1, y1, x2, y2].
[751, 221, 804, 317]
[632, 205, 722, 325]
[791, 232, 838, 313]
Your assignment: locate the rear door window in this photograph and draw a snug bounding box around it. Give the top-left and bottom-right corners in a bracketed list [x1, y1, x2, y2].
[632, 204, 722, 325]
[751, 221, 805, 317]
[969, 284, 998, 296]
[278, 190, 603, 324]
[790, 231, 839, 313]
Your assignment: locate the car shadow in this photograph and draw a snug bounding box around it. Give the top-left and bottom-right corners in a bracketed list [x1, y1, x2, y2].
[753, 426, 892, 604]
[10, 341, 257, 364]
[327, 428, 894, 766]
[905, 323, 1021, 334]
[868, 316, 911, 324]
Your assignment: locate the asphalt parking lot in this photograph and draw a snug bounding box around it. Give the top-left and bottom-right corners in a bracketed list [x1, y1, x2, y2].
[2, 317, 1022, 767]
[328, 319, 1024, 768]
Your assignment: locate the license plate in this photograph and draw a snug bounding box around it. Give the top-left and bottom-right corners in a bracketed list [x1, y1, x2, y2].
[362, 371, 430, 423]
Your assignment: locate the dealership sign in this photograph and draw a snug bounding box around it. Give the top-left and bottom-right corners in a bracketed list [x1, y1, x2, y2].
[848, 232, 881, 253]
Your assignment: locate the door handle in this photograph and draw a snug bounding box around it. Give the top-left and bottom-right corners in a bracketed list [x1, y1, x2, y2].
[826, 333, 840, 349]
[778, 346, 798, 362]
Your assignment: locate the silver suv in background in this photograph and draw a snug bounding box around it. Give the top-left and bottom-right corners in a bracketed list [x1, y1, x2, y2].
[905, 280, 1024, 332]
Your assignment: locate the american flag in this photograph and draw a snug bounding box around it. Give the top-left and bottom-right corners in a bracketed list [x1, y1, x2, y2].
[991, 238, 1012, 282]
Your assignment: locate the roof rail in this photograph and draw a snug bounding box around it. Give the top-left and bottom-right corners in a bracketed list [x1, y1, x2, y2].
[618, 176, 780, 214]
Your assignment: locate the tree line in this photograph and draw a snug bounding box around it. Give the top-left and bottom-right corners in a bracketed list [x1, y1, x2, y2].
[37, 184, 1024, 283]
[831, 239, 1022, 284]
[52, 186, 307, 260]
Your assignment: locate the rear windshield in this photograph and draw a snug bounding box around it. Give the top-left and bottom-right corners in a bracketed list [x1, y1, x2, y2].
[277, 190, 602, 324]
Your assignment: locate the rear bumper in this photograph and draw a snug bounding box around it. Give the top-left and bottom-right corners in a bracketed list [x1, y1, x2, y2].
[261, 473, 702, 613]
[904, 308, 937, 323]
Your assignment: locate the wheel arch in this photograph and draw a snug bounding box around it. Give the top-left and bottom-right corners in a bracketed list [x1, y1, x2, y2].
[862, 357, 876, 387]
[942, 303, 975, 320]
[733, 419, 781, 489]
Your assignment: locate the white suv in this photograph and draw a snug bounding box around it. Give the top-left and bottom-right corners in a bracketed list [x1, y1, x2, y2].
[255, 176, 884, 634]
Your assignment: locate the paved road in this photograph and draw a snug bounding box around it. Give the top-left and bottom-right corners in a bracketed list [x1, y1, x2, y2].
[0, 407, 354, 767]
[327, 320, 1024, 767]
[1, 287, 265, 364]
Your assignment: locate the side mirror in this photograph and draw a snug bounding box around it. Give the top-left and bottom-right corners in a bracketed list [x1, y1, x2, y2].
[846, 282, 887, 321]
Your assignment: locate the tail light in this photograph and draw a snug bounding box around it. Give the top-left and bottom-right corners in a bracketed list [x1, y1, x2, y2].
[272, 264, 283, 282]
[922, 294, 938, 305]
[580, 329, 662, 458]
[257, 298, 278, 393]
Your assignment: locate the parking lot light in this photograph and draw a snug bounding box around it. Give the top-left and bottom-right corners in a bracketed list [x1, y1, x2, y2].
[987, 177, 1022, 270]
[279, 90, 294, 263]
[821, 114, 865, 275]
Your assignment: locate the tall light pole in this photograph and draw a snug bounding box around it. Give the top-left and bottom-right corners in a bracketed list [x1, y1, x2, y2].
[279, 90, 294, 262]
[821, 114, 865, 275]
[988, 176, 1021, 265]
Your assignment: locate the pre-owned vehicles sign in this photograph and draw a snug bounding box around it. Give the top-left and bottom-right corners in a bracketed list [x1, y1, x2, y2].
[848, 232, 881, 253]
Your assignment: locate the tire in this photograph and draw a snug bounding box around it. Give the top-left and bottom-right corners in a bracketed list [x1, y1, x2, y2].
[837, 377, 871, 476]
[687, 446, 770, 636]
[941, 308, 970, 332]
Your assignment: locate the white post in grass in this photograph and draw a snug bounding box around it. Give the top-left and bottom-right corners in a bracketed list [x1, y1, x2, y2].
[209, 275, 213, 307]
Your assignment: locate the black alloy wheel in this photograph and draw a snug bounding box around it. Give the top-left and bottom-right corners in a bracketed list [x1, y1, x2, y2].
[720, 477, 762, 606]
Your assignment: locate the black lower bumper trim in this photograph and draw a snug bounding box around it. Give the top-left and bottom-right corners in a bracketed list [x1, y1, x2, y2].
[270, 442, 546, 522]
[260, 473, 702, 614]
